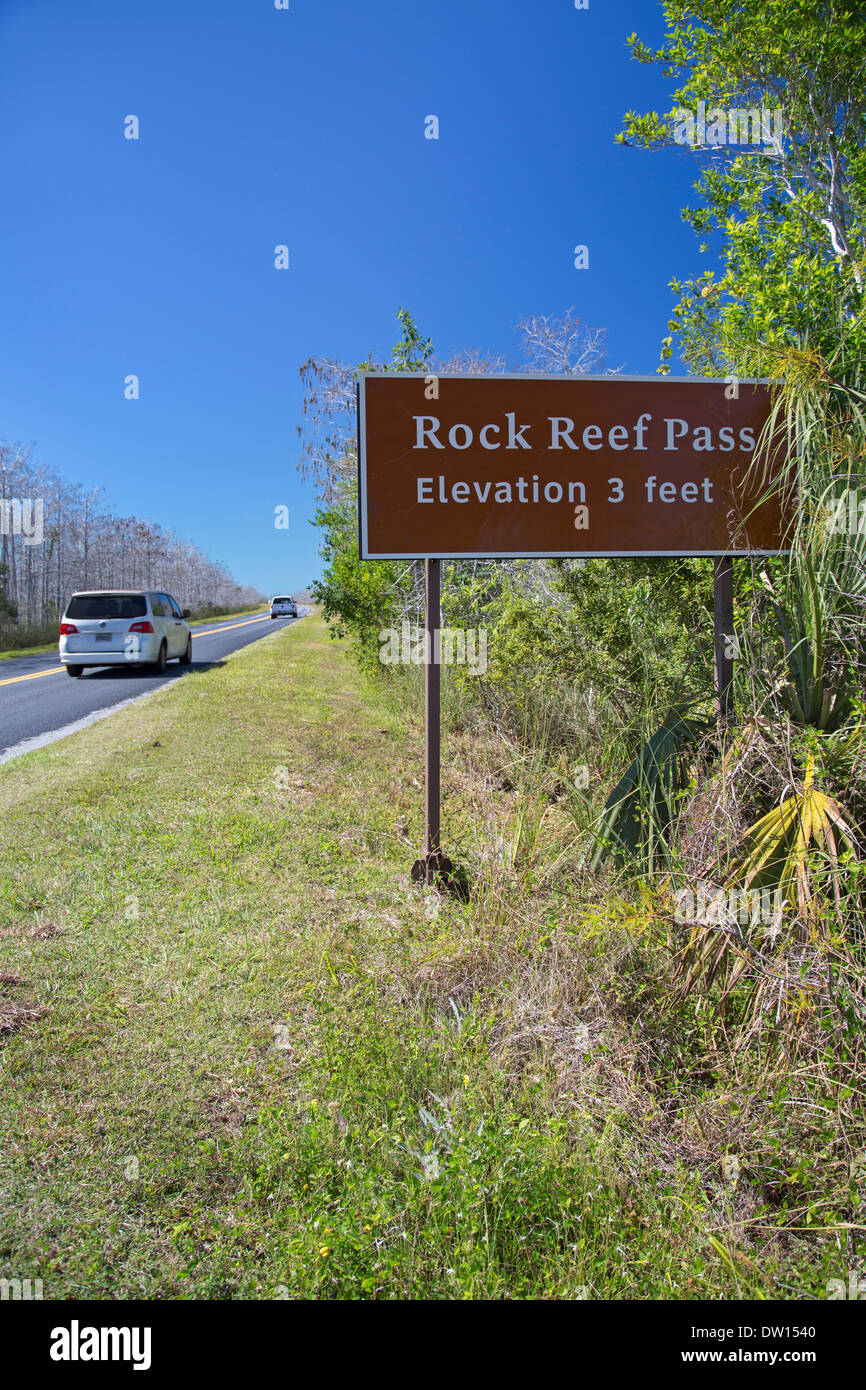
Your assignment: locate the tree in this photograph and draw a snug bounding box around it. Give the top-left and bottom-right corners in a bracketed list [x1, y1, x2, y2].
[618, 0, 866, 373]
[0, 441, 263, 634]
[304, 308, 435, 665]
[302, 308, 614, 669]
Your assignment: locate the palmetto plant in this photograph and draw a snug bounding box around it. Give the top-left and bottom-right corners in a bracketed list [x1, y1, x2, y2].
[675, 751, 860, 1009]
[759, 550, 855, 732]
[588, 703, 713, 872]
[750, 332, 866, 731]
[725, 752, 857, 913]
[673, 333, 866, 1023]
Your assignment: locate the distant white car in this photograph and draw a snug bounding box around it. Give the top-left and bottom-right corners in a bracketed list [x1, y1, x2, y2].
[269, 595, 298, 618]
[59, 590, 192, 677]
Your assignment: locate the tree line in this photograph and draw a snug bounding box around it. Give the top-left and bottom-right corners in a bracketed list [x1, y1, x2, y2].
[0, 443, 263, 633]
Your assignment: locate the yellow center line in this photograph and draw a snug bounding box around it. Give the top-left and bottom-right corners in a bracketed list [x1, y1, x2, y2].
[0, 666, 64, 688]
[0, 613, 280, 687]
[192, 615, 272, 638]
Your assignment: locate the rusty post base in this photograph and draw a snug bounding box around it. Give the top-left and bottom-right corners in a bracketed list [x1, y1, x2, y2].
[411, 849, 453, 886]
[411, 850, 469, 900]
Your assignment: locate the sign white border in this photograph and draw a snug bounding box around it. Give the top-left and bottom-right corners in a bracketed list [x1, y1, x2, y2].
[357, 373, 787, 560]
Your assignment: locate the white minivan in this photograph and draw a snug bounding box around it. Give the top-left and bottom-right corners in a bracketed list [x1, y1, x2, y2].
[269, 595, 298, 618]
[59, 590, 193, 677]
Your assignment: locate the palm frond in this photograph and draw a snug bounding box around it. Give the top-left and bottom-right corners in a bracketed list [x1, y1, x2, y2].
[588, 703, 713, 871]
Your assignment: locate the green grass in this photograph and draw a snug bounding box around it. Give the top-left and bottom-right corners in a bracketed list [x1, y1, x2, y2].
[0, 641, 57, 661]
[0, 616, 855, 1299]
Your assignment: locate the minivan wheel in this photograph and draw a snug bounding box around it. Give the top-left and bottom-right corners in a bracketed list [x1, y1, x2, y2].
[152, 642, 167, 675]
[66, 665, 83, 678]
[178, 635, 192, 666]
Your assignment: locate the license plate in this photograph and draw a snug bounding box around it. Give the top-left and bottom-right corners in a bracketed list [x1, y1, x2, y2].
[95, 634, 112, 643]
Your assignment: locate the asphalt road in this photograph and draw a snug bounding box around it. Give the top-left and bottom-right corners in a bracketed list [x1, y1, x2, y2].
[0, 611, 305, 762]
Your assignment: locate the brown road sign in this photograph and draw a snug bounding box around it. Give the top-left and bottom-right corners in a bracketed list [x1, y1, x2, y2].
[357, 374, 791, 559]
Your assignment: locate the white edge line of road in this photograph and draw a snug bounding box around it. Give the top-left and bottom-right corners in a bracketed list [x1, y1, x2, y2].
[0, 689, 165, 766]
[0, 608, 310, 767]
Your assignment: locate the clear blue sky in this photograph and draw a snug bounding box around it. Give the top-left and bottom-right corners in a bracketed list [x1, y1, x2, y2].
[0, 0, 707, 596]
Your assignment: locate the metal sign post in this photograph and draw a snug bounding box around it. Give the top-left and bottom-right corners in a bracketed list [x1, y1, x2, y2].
[424, 557, 441, 858]
[412, 557, 455, 887]
[713, 554, 735, 723]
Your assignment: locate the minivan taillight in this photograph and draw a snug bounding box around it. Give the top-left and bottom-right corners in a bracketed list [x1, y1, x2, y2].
[60, 622, 78, 635]
[128, 621, 154, 634]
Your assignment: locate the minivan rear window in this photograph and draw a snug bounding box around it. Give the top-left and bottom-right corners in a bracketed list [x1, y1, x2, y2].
[66, 594, 147, 620]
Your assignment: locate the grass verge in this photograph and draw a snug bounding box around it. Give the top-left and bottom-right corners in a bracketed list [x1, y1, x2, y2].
[0, 616, 855, 1299]
[0, 642, 58, 662]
